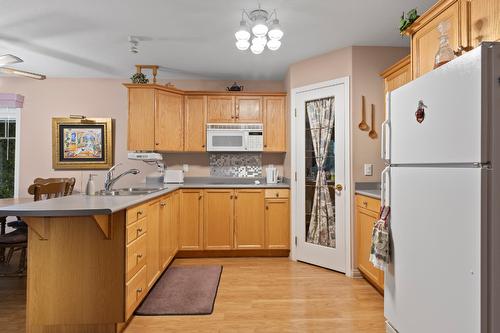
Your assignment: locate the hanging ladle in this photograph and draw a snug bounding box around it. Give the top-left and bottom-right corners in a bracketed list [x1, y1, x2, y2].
[358, 95, 369, 131]
[369, 104, 378, 139]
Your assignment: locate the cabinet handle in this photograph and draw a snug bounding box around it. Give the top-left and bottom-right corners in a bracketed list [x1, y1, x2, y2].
[137, 253, 143, 259]
[160, 202, 166, 207]
[264, 144, 268, 148]
[199, 195, 203, 200]
[202, 144, 205, 148]
[235, 195, 238, 199]
[231, 115, 235, 119]
[137, 228, 143, 233]
[155, 143, 159, 146]
[137, 210, 144, 216]
[275, 193, 279, 197]
[230, 195, 233, 199]
[136, 288, 143, 293]
[266, 206, 269, 210]
[362, 201, 368, 207]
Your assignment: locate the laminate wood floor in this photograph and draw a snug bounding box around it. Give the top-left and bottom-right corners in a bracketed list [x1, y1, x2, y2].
[0, 257, 385, 333]
[125, 258, 385, 333]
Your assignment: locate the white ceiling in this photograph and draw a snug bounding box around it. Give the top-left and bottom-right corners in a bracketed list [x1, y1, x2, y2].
[0, 0, 435, 80]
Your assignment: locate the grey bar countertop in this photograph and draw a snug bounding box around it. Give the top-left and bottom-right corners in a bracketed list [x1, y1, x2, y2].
[354, 182, 381, 200]
[0, 177, 290, 217]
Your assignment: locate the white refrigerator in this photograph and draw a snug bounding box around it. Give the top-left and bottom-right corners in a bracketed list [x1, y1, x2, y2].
[382, 43, 500, 333]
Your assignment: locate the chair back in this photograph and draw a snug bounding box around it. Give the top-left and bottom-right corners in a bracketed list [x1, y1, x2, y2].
[28, 177, 76, 197]
[32, 182, 68, 201]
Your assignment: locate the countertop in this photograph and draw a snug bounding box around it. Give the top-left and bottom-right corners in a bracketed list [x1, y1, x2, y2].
[354, 182, 381, 200]
[0, 178, 290, 217]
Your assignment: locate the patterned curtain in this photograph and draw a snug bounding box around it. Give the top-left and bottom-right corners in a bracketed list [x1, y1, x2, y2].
[306, 97, 336, 248]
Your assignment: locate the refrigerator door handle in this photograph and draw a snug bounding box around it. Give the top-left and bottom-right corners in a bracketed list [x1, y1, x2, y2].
[381, 92, 391, 162]
[381, 166, 391, 207]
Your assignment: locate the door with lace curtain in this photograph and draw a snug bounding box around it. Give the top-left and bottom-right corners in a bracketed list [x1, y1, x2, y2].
[294, 79, 348, 272]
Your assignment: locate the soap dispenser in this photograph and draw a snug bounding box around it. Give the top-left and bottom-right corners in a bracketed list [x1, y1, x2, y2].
[86, 174, 97, 195]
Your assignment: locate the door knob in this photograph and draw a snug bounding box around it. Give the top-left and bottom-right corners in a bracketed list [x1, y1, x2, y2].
[335, 184, 343, 192]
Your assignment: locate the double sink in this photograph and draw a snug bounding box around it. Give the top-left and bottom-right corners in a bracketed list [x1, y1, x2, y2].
[96, 187, 165, 196]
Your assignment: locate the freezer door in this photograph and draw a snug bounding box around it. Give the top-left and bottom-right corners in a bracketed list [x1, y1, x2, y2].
[390, 47, 485, 164]
[384, 167, 482, 333]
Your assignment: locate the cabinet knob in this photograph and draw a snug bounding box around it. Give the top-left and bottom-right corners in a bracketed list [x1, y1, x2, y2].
[234, 195, 238, 199]
[137, 228, 143, 233]
[266, 206, 269, 210]
[275, 193, 279, 197]
[198, 195, 203, 200]
[136, 288, 143, 293]
[137, 253, 143, 259]
[202, 144, 205, 148]
[230, 195, 233, 199]
[160, 202, 166, 207]
[155, 143, 159, 146]
[362, 201, 368, 207]
[137, 210, 144, 216]
[264, 144, 268, 148]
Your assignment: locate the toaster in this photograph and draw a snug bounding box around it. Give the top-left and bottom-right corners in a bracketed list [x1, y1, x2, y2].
[163, 170, 184, 184]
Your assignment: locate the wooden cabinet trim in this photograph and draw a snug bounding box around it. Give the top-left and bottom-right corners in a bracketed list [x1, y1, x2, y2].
[403, 0, 460, 35]
[380, 55, 411, 78]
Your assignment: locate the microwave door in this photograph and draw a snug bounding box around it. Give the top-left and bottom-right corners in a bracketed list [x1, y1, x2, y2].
[208, 131, 245, 151]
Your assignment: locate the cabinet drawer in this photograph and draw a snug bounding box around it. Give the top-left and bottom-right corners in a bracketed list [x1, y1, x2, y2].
[127, 203, 148, 225]
[355, 195, 381, 213]
[264, 189, 289, 199]
[126, 217, 147, 245]
[125, 265, 147, 319]
[126, 234, 147, 281]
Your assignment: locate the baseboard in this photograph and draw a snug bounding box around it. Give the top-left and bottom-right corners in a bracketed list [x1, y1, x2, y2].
[351, 268, 363, 279]
[176, 249, 290, 258]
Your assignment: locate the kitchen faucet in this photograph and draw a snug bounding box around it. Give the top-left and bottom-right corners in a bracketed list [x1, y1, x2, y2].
[104, 163, 140, 191]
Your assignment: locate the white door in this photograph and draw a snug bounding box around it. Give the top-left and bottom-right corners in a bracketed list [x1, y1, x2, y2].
[385, 166, 482, 333]
[293, 79, 349, 272]
[388, 47, 484, 165]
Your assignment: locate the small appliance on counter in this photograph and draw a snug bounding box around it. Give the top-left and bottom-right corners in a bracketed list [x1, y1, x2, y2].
[266, 165, 278, 184]
[164, 169, 184, 184]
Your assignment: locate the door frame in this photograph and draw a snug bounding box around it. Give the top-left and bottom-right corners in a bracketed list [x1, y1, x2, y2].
[290, 77, 352, 277]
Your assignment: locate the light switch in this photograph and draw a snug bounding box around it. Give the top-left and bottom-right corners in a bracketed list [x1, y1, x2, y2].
[183, 164, 189, 173]
[364, 164, 373, 176]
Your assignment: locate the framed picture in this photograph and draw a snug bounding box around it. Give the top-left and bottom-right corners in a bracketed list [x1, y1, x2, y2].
[52, 117, 113, 170]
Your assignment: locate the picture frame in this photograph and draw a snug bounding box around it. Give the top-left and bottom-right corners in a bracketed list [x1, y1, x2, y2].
[52, 117, 113, 170]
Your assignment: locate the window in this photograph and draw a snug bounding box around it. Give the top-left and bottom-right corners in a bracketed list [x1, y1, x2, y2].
[0, 109, 20, 198]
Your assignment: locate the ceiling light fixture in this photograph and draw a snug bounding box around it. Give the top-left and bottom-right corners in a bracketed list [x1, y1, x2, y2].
[235, 5, 283, 54]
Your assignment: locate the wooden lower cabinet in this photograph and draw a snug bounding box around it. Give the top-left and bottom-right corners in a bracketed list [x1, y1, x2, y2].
[179, 189, 204, 250]
[146, 200, 161, 287]
[355, 194, 384, 293]
[265, 198, 290, 249]
[204, 189, 234, 250]
[234, 189, 265, 249]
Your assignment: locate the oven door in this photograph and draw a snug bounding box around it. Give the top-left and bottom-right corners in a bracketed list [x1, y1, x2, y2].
[206, 130, 246, 151]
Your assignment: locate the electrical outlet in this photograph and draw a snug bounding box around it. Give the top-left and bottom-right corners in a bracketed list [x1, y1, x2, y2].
[364, 164, 373, 176]
[183, 164, 189, 173]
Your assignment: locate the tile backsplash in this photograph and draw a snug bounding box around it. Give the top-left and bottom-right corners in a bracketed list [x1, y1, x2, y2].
[209, 153, 262, 177]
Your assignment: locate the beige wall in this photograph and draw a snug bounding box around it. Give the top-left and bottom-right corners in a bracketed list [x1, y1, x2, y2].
[0, 77, 284, 195]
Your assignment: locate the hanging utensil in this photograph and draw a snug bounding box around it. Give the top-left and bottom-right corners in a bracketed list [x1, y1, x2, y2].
[369, 104, 378, 139]
[358, 95, 369, 131]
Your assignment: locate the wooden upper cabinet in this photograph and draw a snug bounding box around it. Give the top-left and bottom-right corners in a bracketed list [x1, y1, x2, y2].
[235, 96, 262, 122]
[179, 189, 204, 251]
[155, 90, 184, 151]
[263, 96, 286, 152]
[128, 88, 156, 151]
[467, 0, 500, 48]
[234, 189, 265, 249]
[381, 55, 412, 94]
[203, 189, 234, 250]
[184, 96, 207, 151]
[207, 96, 235, 123]
[411, 1, 461, 78]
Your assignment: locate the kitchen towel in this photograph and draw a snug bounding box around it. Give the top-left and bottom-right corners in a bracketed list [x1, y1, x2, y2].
[370, 206, 391, 270]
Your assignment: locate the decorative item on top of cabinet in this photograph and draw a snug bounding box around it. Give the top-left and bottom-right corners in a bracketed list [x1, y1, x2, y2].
[263, 96, 286, 152]
[133, 64, 158, 83]
[184, 95, 207, 151]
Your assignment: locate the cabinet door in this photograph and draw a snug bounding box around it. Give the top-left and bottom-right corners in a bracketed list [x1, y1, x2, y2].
[263, 96, 286, 152]
[411, 1, 460, 78]
[203, 189, 234, 250]
[128, 88, 155, 151]
[179, 189, 204, 250]
[147, 200, 161, 287]
[155, 91, 184, 151]
[159, 195, 171, 269]
[265, 198, 290, 249]
[467, 0, 500, 48]
[234, 189, 265, 249]
[170, 191, 180, 255]
[235, 96, 262, 122]
[356, 205, 384, 291]
[207, 96, 235, 123]
[184, 96, 207, 151]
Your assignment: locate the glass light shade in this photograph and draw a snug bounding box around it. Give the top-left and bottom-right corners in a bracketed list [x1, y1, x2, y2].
[267, 39, 281, 51]
[235, 39, 250, 51]
[252, 36, 267, 47]
[235, 20, 251, 41]
[250, 43, 264, 54]
[268, 19, 284, 40]
[252, 19, 269, 37]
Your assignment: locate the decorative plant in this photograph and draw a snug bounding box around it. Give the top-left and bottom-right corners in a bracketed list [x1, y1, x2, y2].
[130, 72, 149, 84]
[399, 8, 420, 35]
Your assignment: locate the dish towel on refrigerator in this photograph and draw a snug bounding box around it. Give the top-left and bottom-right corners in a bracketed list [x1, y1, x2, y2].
[370, 206, 391, 270]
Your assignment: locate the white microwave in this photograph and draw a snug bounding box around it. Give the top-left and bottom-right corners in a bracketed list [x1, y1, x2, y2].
[206, 123, 263, 152]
